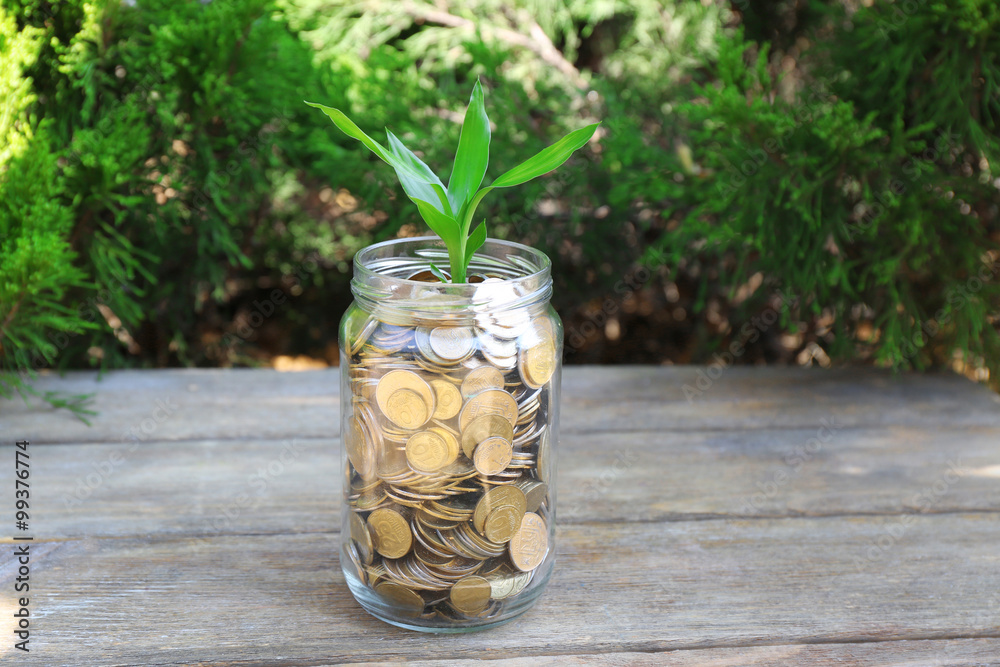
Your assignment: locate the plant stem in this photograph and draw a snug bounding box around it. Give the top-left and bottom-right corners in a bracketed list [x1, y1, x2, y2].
[450, 236, 467, 283]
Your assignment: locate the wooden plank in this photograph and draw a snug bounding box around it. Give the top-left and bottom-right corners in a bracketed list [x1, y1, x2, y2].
[3, 366, 998, 445]
[342, 640, 1000, 666]
[19, 424, 1000, 540]
[3, 514, 998, 664]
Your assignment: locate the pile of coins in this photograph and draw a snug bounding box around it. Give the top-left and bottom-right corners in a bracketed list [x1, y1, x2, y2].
[342, 294, 556, 622]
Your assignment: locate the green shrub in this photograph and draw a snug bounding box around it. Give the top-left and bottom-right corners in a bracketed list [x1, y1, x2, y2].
[2, 0, 998, 418]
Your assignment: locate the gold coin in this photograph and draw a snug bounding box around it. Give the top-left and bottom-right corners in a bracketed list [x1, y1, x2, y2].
[509, 512, 548, 572]
[385, 388, 430, 430]
[536, 429, 551, 484]
[483, 505, 523, 543]
[376, 370, 435, 425]
[460, 366, 505, 399]
[483, 568, 533, 600]
[519, 334, 556, 390]
[345, 415, 376, 480]
[473, 436, 513, 476]
[374, 581, 424, 615]
[428, 326, 475, 361]
[514, 477, 548, 513]
[461, 414, 514, 459]
[449, 575, 492, 614]
[473, 486, 527, 533]
[459, 389, 518, 431]
[428, 427, 461, 466]
[430, 379, 462, 420]
[405, 430, 456, 474]
[345, 541, 367, 585]
[368, 508, 413, 559]
[349, 512, 375, 564]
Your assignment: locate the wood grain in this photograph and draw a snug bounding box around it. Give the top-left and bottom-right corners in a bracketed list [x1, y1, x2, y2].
[4, 366, 999, 444]
[2, 515, 998, 664]
[1, 366, 998, 665]
[16, 425, 1000, 541]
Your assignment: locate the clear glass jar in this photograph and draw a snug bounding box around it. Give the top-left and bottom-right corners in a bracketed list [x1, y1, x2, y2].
[339, 236, 560, 632]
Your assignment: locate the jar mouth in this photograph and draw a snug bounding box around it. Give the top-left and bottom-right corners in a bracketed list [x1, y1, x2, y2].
[351, 237, 553, 324]
[354, 236, 551, 287]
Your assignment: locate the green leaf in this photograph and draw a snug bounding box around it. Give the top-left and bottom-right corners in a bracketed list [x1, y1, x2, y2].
[428, 263, 449, 282]
[305, 102, 392, 163]
[306, 101, 450, 213]
[412, 199, 460, 247]
[491, 122, 601, 188]
[386, 130, 452, 215]
[464, 219, 487, 268]
[447, 79, 491, 214]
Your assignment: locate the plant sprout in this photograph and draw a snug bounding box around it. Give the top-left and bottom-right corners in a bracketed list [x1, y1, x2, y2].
[306, 80, 600, 283]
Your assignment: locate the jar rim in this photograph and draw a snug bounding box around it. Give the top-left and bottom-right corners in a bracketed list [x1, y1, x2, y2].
[351, 236, 553, 322]
[354, 236, 552, 294]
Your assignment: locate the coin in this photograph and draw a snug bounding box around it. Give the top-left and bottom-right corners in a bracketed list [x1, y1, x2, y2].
[368, 508, 413, 559]
[345, 311, 378, 356]
[406, 430, 457, 474]
[345, 415, 376, 480]
[350, 512, 375, 564]
[429, 327, 475, 361]
[509, 512, 547, 572]
[473, 486, 527, 534]
[449, 575, 492, 614]
[485, 568, 533, 599]
[513, 478, 548, 513]
[473, 436, 513, 476]
[374, 581, 424, 615]
[385, 388, 430, 430]
[345, 302, 559, 621]
[459, 389, 518, 431]
[519, 334, 556, 389]
[428, 427, 461, 466]
[536, 429, 551, 484]
[483, 505, 522, 543]
[346, 541, 367, 585]
[430, 379, 462, 420]
[376, 370, 436, 425]
[461, 414, 514, 459]
[460, 366, 505, 399]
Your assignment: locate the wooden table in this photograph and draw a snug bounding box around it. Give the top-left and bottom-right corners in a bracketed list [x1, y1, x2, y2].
[2, 366, 999, 665]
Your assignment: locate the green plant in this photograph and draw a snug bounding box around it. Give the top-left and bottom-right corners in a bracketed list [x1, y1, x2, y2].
[307, 80, 600, 282]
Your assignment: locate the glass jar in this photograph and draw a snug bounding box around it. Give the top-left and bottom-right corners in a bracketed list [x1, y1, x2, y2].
[338, 236, 560, 632]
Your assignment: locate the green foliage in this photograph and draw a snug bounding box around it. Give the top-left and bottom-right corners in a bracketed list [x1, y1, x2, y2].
[0, 6, 95, 417]
[1, 0, 998, 415]
[621, 11, 999, 378]
[309, 80, 599, 281]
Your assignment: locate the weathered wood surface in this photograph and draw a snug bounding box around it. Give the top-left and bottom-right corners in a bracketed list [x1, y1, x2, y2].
[1, 366, 999, 666]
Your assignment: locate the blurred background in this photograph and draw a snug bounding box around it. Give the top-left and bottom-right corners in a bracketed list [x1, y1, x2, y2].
[1, 0, 999, 415]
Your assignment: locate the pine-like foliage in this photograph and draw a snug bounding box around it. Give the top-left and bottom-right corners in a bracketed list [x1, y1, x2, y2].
[0, 7, 95, 417]
[605, 4, 999, 381]
[1, 0, 998, 417]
